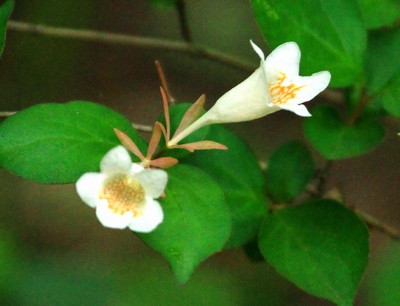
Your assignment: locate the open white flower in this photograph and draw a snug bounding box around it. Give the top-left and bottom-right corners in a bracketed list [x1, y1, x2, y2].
[76, 146, 167, 233]
[168, 41, 331, 146]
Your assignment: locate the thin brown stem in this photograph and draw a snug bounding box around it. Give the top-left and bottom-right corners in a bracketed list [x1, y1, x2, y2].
[155, 60, 175, 104]
[306, 160, 334, 199]
[176, 0, 192, 43]
[0, 111, 16, 117]
[7, 20, 340, 103]
[354, 208, 400, 241]
[7, 20, 253, 73]
[347, 92, 372, 125]
[131, 123, 153, 132]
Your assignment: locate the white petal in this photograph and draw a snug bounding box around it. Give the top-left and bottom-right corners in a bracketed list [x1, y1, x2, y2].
[100, 146, 132, 174]
[76, 172, 105, 208]
[128, 199, 164, 233]
[289, 71, 331, 104]
[250, 40, 265, 60]
[204, 67, 273, 124]
[130, 163, 144, 174]
[280, 103, 312, 117]
[264, 42, 301, 78]
[95, 201, 133, 229]
[135, 169, 167, 198]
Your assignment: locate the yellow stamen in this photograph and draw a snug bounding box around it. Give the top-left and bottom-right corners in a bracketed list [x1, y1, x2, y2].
[268, 72, 304, 105]
[99, 174, 145, 216]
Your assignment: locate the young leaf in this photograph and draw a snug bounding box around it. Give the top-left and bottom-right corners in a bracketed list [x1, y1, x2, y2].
[185, 125, 267, 249]
[139, 164, 232, 283]
[259, 199, 369, 306]
[0, 101, 146, 184]
[303, 105, 384, 159]
[0, 0, 14, 57]
[251, 0, 366, 87]
[265, 141, 314, 203]
[356, 0, 400, 29]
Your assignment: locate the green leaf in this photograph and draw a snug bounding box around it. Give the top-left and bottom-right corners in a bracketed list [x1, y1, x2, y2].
[356, 0, 400, 29]
[379, 72, 400, 117]
[259, 199, 369, 306]
[251, 0, 366, 87]
[139, 165, 232, 283]
[0, 101, 146, 183]
[304, 105, 384, 159]
[365, 28, 400, 94]
[185, 125, 267, 249]
[365, 29, 400, 117]
[367, 242, 400, 306]
[265, 141, 314, 202]
[0, 0, 14, 57]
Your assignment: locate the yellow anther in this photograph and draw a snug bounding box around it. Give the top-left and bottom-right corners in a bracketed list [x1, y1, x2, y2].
[268, 72, 304, 105]
[100, 174, 145, 216]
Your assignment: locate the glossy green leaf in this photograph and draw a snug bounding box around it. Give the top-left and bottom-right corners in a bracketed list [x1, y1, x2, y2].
[0, 0, 14, 57]
[139, 165, 232, 283]
[356, 0, 400, 29]
[185, 125, 267, 248]
[0, 101, 146, 183]
[367, 242, 400, 306]
[365, 28, 400, 94]
[265, 141, 314, 202]
[304, 105, 384, 159]
[259, 199, 369, 306]
[251, 0, 366, 87]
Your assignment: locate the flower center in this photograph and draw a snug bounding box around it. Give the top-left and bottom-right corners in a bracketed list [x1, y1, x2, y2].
[268, 72, 304, 105]
[99, 174, 145, 216]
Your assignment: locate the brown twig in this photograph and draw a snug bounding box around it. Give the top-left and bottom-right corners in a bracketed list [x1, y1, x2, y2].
[176, 0, 192, 43]
[347, 92, 373, 125]
[155, 60, 175, 104]
[7, 20, 253, 73]
[0, 111, 16, 117]
[354, 208, 400, 241]
[7, 20, 341, 103]
[131, 122, 153, 132]
[305, 160, 334, 199]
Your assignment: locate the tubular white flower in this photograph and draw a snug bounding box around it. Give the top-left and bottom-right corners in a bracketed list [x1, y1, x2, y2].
[168, 41, 331, 146]
[76, 145, 167, 233]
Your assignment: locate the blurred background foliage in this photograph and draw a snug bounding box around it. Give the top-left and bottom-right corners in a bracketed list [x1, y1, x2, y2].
[0, 0, 399, 305]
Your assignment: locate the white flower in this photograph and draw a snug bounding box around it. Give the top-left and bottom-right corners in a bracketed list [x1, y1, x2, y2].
[168, 41, 331, 146]
[76, 146, 167, 233]
[209, 40, 331, 120]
